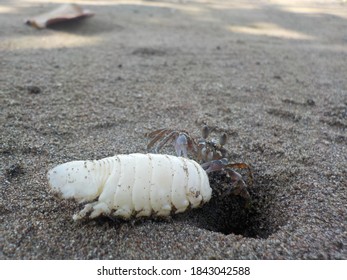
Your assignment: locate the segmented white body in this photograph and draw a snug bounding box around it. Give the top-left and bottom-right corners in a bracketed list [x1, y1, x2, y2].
[47, 153, 212, 220]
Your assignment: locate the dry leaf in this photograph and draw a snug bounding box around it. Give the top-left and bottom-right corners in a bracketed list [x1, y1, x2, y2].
[26, 4, 94, 29]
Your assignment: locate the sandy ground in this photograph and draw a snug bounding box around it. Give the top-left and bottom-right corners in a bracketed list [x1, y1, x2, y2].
[1, 0, 346, 259]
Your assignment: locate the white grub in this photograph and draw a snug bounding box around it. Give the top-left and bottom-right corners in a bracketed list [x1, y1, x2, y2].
[47, 153, 212, 220]
[26, 4, 94, 29]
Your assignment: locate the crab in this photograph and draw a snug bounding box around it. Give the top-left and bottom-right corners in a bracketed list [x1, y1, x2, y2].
[145, 125, 253, 206]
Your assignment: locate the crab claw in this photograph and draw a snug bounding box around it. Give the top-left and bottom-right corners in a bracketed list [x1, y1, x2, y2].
[201, 158, 228, 173]
[174, 133, 188, 157]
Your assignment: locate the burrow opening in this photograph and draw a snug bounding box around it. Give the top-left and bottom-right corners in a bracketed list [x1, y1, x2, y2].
[178, 172, 288, 239]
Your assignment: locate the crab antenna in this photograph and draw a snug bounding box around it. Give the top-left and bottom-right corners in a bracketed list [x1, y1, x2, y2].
[219, 132, 227, 146]
[201, 125, 209, 139]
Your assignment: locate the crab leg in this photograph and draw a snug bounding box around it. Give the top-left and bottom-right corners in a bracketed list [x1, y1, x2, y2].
[202, 160, 253, 186]
[225, 163, 253, 186]
[224, 168, 251, 207]
[145, 128, 168, 139]
[146, 129, 172, 151]
[201, 159, 252, 207]
[148, 131, 177, 153]
[201, 158, 228, 173]
[146, 129, 197, 157]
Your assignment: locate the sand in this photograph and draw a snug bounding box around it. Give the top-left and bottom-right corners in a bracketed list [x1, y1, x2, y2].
[1, 0, 346, 259]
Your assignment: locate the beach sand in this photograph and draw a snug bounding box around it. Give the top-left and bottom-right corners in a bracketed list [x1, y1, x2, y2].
[1, 0, 346, 259]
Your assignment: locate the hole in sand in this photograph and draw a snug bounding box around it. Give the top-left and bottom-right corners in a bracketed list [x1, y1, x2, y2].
[180, 173, 286, 238]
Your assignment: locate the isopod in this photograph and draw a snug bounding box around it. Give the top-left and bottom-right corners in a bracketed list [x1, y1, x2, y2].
[47, 153, 212, 220]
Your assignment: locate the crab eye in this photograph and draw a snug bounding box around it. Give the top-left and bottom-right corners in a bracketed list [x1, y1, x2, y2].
[219, 133, 227, 146]
[207, 151, 214, 161]
[201, 125, 209, 139]
[201, 147, 207, 158]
